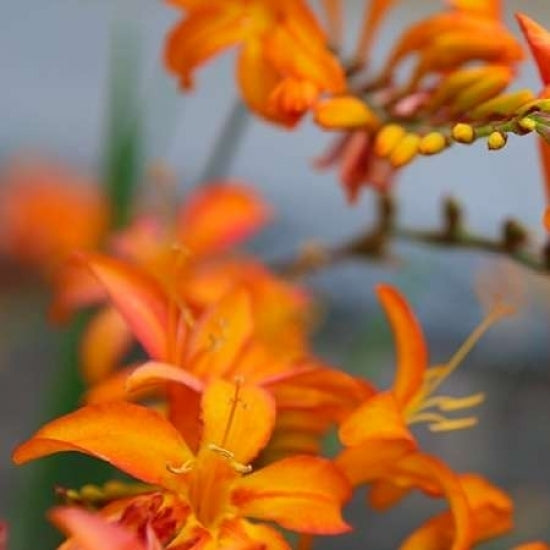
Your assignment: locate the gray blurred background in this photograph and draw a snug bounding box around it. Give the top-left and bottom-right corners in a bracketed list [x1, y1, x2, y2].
[1, 0, 550, 548]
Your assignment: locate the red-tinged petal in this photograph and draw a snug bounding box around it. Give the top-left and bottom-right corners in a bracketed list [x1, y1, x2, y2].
[126, 361, 204, 394]
[369, 480, 412, 510]
[13, 402, 192, 491]
[200, 379, 275, 464]
[338, 391, 415, 448]
[167, 383, 203, 453]
[539, 139, 550, 202]
[84, 366, 142, 404]
[376, 284, 428, 407]
[187, 288, 254, 380]
[237, 40, 296, 127]
[81, 252, 171, 360]
[177, 184, 270, 256]
[517, 13, 550, 85]
[49, 507, 146, 550]
[81, 307, 132, 384]
[219, 519, 291, 550]
[398, 454, 473, 550]
[231, 456, 351, 534]
[164, 6, 245, 89]
[544, 205, 550, 231]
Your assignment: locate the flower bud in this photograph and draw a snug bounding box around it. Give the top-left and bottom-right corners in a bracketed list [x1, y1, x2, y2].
[451, 123, 475, 144]
[374, 124, 406, 157]
[389, 133, 421, 167]
[487, 131, 507, 150]
[419, 132, 448, 155]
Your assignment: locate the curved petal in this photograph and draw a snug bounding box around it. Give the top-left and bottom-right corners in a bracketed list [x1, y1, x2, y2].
[84, 366, 147, 404]
[338, 391, 415, 448]
[376, 284, 428, 407]
[187, 288, 254, 380]
[164, 6, 245, 88]
[200, 379, 275, 464]
[231, 456, 351, 534]
[450, 0, 501, 19]
[81, 307, 133, 384]
[127, 361, 204, 394]
[540, 139, 550, 202]
[81, 253, 170, 360]
[49, 507, 147, 550]
[13, 402, 192, 490]
[177, 184, 271, 256]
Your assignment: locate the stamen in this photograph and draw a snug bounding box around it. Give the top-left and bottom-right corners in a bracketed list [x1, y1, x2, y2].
[166, 459, 194, 475]
[419, 393, 485, 412]
[429, 417, 479, 432]
[408, 412, 449, 426]
[220, 377, 245, 448]
[207, 443, 252, 474]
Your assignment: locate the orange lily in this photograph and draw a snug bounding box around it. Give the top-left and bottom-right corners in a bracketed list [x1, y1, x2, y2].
[516, 14, 550, 210]
[14, 380, 352, 548]
[76, 252, 372, 455]
[0, 158, 108, 277]
[164, 0, 346, 126]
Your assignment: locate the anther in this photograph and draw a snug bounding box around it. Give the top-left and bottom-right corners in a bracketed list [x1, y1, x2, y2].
[166, 460, 194, 475]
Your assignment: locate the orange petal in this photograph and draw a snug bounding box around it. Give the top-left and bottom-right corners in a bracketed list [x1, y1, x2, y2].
[187, 288, 254, 380]
[81, 253, 170, 360]
[164, 6, 245, 89]
[81, 307, 132, 384]
[539, 138, 550, 203]
[49, 507, 147, 550]
[516, 13, 550, 85]
[231, 456, 351, 534]
[376, 284, 428, 407]
[219, 519, 290, 550]
[338, 391, 415, 448]
[450, 0, 501, 19]
[369, 480, 412, 510]
[397, 454, 473, 550]
[200, 379, 275, 463]
[177, 184, 270, 256]
[13, 402, 192, 491]
[84, 366, 144, 404]
[126, 361, 204, 394]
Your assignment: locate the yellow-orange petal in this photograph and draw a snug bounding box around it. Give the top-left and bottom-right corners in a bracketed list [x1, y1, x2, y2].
[177, 184, 271, 257]
[517, 13, 550, 85]
[126, 361, 204, 394]
[49, 507, 149, 550]
[219, 519, 290, 550]
[376, 284, 428, 407]
[398, 454, 473, 550]
[231, 456, 351, 534]
[338, 391, 415, 448]
[84, 366, 145, 404]
[13, 402, 192, 490]
[81, 253, 170, 360]
[164, 6, 245, 89]
[81, 307, 132, 384]
[200, 379, 276, 464]
[187, 288, 254, 380]
[314, 96, 380, 130]
[450, 0, 501, 19]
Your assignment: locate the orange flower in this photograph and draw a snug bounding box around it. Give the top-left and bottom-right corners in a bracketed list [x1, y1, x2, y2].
[516, 14, 550, 210]
[0, 158, 108, 277]
[14, 380, 351, 548]
[75, 253, 371, 455]
[164, 0, 346, 126]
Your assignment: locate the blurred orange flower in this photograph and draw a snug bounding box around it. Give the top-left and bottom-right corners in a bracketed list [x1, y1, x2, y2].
[0, 159, 108, 277]
[164, 0, 346, 126]
[14, 380, 351, 548]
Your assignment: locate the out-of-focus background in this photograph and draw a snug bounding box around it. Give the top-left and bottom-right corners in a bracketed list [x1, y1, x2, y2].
[1, 0, 550, 548]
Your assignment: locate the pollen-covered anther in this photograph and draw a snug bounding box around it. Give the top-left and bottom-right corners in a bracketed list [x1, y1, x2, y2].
[208, 443, 252, 474]
[418, 132, 448, 155]
[451, 123, 475, 144]
[166, 459, 194, 475]
[487, 131, 507, 150]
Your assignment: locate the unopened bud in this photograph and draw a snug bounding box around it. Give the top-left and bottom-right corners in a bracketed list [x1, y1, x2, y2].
[389, 133, 421, 167]
[419, 132, 448, 155]
[487, 131, 507, 150]
[374, 124, 406, 157]
[517, 117, 537, 133]
[451, 123, 475, 144]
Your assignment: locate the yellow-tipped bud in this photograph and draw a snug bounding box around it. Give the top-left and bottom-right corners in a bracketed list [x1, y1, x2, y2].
[314, 96, 380, 130]
[389, 133, 421, 167]
[418, 132, 448, 155]
[517, 117, 537, 132]
[374, 124, 406, 157]
[451, 123, 475, 144]
[487, 131, 507, 150]
[469, 89, 536, 120]
[517, 98, 550, 115]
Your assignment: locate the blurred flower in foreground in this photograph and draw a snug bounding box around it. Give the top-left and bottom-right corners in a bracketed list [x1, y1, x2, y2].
[0, 159, 108, 277]
[164, 0, 345, 126]
[14, 379, 351, 548]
